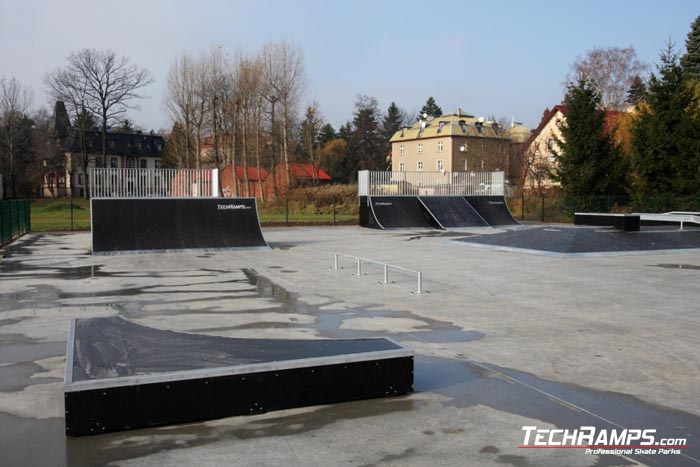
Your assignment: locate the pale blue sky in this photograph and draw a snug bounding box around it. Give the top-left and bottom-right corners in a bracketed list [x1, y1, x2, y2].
[0, 0, 697, 131]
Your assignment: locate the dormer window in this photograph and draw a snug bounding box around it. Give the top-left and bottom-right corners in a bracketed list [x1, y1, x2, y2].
[458, 120, 466, 133]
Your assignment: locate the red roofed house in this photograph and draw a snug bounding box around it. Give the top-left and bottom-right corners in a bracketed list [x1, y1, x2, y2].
[220, 165, 270, 199]
[522, 105, 624, 192]
[274, 163, 332, 195]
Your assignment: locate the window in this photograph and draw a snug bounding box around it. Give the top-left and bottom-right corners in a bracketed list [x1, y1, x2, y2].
[437, 160, 444, 171]
[417, 161, 423, 171]
[437, 141, 443, 153]
[110, 158, 118, 168]
[399, 145, 405, 156]
[399, 162, 405, 172]
[462, 160, 468, 171]
[78, 174, 83, 186]
[155, 160, 162, 169]
[418, 143, 423, 154]
[126, 158, 136, 168]
[140, 159, 148, 169]
[547, 137, 555, 151]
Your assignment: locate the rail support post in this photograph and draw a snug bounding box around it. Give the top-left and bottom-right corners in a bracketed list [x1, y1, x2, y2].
[383, 265, 388, 284]
[356, 259, 361, 277]
[417, 272, 422, 294]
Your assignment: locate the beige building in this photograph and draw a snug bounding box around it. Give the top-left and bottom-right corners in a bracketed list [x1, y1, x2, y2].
[389, 109, 519, 180]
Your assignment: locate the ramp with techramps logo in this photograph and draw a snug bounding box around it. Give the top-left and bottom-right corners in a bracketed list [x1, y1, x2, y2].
[360, 195, 518, 230]
[91, 197, 268, 254]
[464, 196, 520, 226]
[64, 316, 414, 436]
[418, 196, 489, 228]
[362, 196, 442, 229]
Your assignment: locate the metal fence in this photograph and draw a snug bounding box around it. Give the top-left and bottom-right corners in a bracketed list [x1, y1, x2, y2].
[358, 170, 504, 197]
[89, 168, 219, 198]
[1, 199, 30, 247]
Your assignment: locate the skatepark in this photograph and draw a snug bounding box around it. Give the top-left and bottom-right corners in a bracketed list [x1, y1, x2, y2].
[1, 169, 699, 466]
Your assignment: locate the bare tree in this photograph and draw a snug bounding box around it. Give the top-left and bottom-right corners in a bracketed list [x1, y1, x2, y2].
[164, 53, 197, 168]
[63, 49, 152, 161]
[0, 76, 33, 198]
[300, 100, 324, 184]
[566, 46, 648, 110]
[261, 40, 306, 190]
[44, 68, 94, 196]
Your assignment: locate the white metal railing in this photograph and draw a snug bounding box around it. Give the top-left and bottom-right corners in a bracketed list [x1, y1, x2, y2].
[89, 168, 218, 198]
[357, 170, 504, 197]
[639, 213, 700, 230]
[333, 253, 422, 294]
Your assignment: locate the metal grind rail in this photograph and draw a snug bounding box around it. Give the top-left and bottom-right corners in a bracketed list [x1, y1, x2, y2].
[333, 253, 423, 294]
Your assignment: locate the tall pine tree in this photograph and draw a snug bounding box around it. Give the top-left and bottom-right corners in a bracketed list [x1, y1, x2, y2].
[381, 102, 405, 166]
[681, 16, 700, 80]
[552, 77, 628, 207]
[631, 43, 700, 197]
[420, 97, 443, 118]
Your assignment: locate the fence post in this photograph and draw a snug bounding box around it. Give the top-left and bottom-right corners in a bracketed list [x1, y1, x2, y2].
[285, 197, 289, 225]
[541, 195, 545, 223]
[70, 188, 74, 231]
[0, 201, 4, 244]
[521, 192, 525, 221]
[333, 196, 336, 225]
[26, 200, 30, 233]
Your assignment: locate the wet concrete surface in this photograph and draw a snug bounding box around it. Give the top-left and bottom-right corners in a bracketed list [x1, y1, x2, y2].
[1, 230, 699, 466]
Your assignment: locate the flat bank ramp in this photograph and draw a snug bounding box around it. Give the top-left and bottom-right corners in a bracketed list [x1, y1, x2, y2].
[369, 196, 440, 229]
[418, 196, 488, 228]
[464, 196, 519, 226]
[91, 198, 267, 254]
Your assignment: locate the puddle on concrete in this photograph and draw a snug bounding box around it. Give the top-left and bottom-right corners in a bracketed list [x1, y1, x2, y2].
[0, 361, 62, 391]
[0, 334, 66, 365]
[650, 263, 700, 270]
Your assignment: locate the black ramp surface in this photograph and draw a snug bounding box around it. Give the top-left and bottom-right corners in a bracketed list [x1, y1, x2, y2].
[456, 225, 700, 254]
[419, 196, 489, 228]
[65, 317, 413, 436]
[464, 196, 519, 226]
[70, 316, 405, 381]
[91, 197, 267, 253]
[369, 196, 440, 229]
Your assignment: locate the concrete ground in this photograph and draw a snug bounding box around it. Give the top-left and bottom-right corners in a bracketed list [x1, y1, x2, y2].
[0, 226, 699, 467]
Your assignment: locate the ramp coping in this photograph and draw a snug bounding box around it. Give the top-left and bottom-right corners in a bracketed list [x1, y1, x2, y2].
[333, 253, 422, 294]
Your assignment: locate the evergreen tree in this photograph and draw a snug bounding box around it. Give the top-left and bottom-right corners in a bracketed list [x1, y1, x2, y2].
[551, 77, 628, 206]
[420, 97, 442, 118]
[631, 43, 700, 196]
[381, 102, 404, 161]
[626, 75, 647, 105]
[681, 16, 700, 80]
[337, 121, 352, 142]
[318, 123, 336, 147]
[350, 95, 384, 170]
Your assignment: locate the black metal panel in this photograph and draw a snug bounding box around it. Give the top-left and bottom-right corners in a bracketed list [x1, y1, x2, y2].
[65, 356, 413, 436]
[91, 198, 266, 253]
[574, 213, 641, 231]
[359, 196, 371, 227]
[419, 196, 489, 228]
[463, 196, 519, 226]
[368, 196, 441, 229]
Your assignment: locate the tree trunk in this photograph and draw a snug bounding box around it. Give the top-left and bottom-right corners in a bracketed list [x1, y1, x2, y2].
[282, 100, 291, 193]
[242, 103, 250, 197]
[255, 102, 264, 202]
